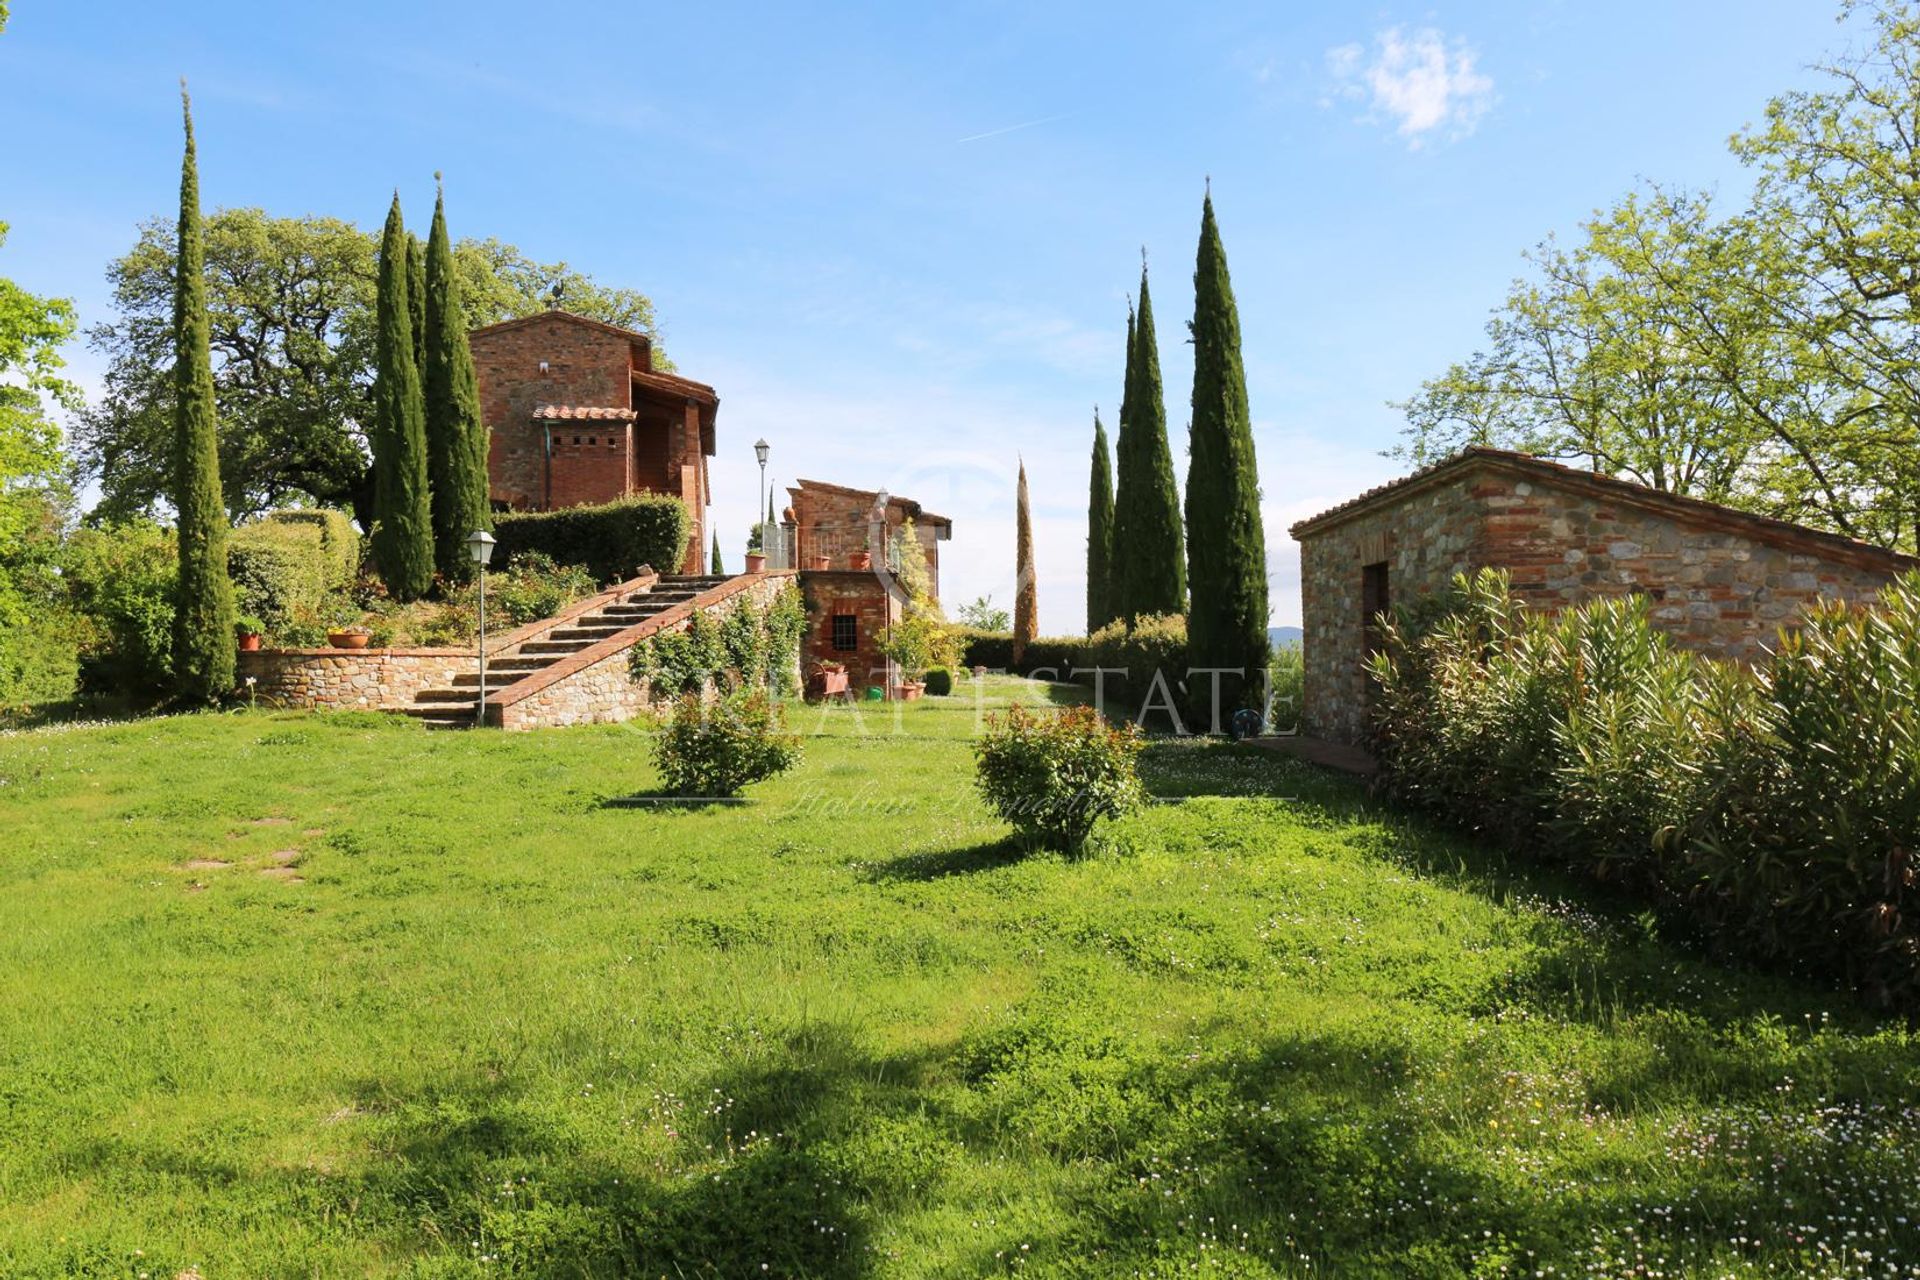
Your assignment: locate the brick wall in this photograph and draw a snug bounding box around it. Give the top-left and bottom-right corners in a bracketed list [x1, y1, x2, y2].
[787, 485, 941, 598]
[546, 425, 632, 510]
[1295, 454, 1917, 746]
[471, 314, 635, 510]
[799, 571, 899, 694]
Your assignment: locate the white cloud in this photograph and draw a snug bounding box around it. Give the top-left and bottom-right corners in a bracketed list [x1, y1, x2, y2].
[1326, 26, 1495, 148]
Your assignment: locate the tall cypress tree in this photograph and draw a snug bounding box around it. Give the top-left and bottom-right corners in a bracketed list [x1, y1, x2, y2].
[710, 530, 724, 576]
[1107, 306, 1137, 622]
[424, 176, 492, 582]
[407, 232, 427, 374]
[371, 194, 434, 600]
[1112, 263, 1185, 622]
[1086, 408, 1115, 634]
[169, 84, 236, 702]
[1013, 458, 1037, 664]
[1185, 191, 1269, 711]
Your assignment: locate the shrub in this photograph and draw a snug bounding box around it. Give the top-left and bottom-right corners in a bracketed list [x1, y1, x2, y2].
[228, 520, 332, 634]
[494, 496, 690, 584]
[923, 666, 953, 696]
[631, 584, 804, 697]
[0, 607, 82, 712]
[652, 690, 802, 798]
[956, 629, 1080, 675]
[1082, 613, 1190, 723]
[1371, 567, 1920, 1008]
[262, 508, 358, 590]
[974, 703, 1145, 855]
[61, 522, 178, 697]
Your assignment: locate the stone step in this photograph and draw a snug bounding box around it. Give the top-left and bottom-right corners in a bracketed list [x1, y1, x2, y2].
[486, 656, 555, 672]
[404, 701, 477, 719]
[519, 639, 595, 655]
[447, 673, 525, 690]
[412, 687, 499, 703]
[549, 624, 628, 642]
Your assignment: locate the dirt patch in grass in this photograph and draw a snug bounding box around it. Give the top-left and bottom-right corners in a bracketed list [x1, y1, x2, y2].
[181, 858, 230, 871]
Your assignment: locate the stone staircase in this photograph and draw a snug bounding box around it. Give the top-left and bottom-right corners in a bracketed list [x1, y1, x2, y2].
[405, 574, 732, 729]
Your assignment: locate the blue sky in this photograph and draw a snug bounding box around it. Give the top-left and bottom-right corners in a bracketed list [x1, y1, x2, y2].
[1, 1, 1848, 629]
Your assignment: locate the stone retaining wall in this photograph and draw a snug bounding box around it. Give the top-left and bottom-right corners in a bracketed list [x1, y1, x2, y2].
[492, 573, 796, 730]
[238, 648, 475, 711]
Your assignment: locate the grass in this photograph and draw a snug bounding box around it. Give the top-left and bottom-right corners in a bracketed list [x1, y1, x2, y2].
[0, 676, 1916, 1278]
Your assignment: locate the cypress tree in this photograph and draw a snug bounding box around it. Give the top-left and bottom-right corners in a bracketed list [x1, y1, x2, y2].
[1185, 191, 1269, 713]
[424, 176, 492, 582]
[169, 84, 236, 702]
[371, 194, 434, 600]
[1107, 306, 1137, 622]
[1086, 408, 1115, 634]
[407, 232, 427, 374]
[1112, 263, 1185, 623]
[1013, 458, 1037, 664]
[711, 530, 724, 576]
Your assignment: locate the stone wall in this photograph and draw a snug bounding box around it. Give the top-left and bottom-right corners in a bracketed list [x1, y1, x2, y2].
[1294, 452, 1919, 746]
[1295, 471, 1483, 747]
[491, 573, 799, 730]
[238, 648, 476, 711]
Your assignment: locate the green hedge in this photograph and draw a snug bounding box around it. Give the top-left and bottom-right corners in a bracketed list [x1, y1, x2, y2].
[958, 616, 1204, 727]
[263, 507, 358, 589]
[494, 496, 690, 584]
[1372, 567, 1920, 1010]
[228, 521, 333, 633]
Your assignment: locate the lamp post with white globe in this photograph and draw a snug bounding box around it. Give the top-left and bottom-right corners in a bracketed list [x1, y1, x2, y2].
[467, 529, 497, 725]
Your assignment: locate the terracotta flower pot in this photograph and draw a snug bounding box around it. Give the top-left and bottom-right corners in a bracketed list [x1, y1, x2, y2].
[237, 633, 262, 652]
[806, 554, 832, 571]
[743, 552, 767, 574]
[327, 631, 371, 650]
[849, 550, 873, 571]
[891, 681, 925, 702]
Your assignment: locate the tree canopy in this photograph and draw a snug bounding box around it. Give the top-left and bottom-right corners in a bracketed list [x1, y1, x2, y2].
[1399, 0, 1920, 552]
[76, 208, 669, 526]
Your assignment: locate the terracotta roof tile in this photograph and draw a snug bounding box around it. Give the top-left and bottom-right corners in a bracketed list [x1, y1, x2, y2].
[532, 404, 637, 421]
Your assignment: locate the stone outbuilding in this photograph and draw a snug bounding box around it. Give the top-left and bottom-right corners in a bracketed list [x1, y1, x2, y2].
[469, 309, 718, 573]
[1290, 446, 1920, 746]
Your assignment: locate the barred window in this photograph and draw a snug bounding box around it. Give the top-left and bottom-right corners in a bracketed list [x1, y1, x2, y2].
[831, 614, 858, 652]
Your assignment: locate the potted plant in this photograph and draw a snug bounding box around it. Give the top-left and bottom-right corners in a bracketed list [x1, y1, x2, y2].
[806, 551, 832, 571]
[235, 615, 265, 652]
[744, 550, 767, 573]
[326, 624, 371, 650]
[848, 533, 873, 572]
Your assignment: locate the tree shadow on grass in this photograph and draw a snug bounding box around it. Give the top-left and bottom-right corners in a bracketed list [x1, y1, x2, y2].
[856, 836, 1030, 884]
[595, 791, 750, 811]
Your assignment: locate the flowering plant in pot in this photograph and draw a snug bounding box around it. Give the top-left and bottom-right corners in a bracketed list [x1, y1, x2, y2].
[326, 624, 371, 650]
[235, 615, 265, 651]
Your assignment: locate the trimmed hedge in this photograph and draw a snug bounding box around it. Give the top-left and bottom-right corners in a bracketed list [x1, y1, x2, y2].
[1372, 567, 1920, 1010]
[228, 521, 332, 634]
[263, 508, 358, 590]
[494, 496, 690, 584]
[959, 616, 1200, 726]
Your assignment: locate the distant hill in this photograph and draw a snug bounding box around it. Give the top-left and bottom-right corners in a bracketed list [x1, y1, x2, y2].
[1269, 626, 1303, 649]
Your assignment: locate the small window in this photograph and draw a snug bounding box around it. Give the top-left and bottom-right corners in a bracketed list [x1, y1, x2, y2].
[572, 435, 582, 445]
[831, 614, 858, 652]
[1362, 561, 1390, 655]
[587, 436, 597, 446]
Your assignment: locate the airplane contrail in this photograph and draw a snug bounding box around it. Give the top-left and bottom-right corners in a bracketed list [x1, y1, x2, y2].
[955, 113, 1071, 144]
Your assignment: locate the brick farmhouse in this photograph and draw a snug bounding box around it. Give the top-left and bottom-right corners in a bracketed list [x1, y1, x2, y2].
[1290, 447, 1920, 745]
[470, 309, 718, 574]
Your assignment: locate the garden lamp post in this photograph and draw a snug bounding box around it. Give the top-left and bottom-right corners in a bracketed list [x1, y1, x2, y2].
[467, 529, 497, 726]
[754, 438, 770, 566]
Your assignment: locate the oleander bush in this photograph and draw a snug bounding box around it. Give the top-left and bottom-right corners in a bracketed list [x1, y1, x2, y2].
[1371, 567, 1920, 1007]
[974, 703, 1145, 854]
[494, 495, 690, 584]
[652, 689, 801, 798]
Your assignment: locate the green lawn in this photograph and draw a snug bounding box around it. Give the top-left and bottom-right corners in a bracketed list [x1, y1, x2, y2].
[1, 678, 1915, 1279]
